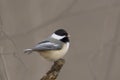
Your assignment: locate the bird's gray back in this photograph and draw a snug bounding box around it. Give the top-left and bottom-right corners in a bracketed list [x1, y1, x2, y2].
[32, 38, 63, 51]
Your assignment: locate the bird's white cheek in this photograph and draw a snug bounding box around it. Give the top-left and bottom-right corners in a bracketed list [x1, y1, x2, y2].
[51, 33, 65, 40]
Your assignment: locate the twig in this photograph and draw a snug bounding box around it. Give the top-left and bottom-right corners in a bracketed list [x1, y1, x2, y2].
[40, 59, 65, 80]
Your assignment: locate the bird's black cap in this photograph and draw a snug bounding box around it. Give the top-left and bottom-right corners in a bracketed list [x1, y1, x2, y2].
[54, 29, 68, 36]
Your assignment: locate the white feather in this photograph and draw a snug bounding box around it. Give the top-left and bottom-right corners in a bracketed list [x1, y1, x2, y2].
[51, 33, 65, 40]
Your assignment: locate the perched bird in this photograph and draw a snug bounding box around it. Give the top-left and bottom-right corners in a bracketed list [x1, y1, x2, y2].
[24, 29, 70, 61]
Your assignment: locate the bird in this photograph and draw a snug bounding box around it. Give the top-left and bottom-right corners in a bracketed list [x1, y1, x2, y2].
[24, 29, 70, 61]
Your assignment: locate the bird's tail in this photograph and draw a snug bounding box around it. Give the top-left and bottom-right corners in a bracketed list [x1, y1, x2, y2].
[24, 49, 33, 54]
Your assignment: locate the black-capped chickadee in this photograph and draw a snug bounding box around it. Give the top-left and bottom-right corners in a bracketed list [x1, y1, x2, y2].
[24, 29, 70, 61]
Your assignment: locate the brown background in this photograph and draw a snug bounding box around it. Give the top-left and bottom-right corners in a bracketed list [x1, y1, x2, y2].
[0, 0, 120, 80]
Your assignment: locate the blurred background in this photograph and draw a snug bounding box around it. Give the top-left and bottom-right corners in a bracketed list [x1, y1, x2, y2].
[0, 0, 120, 80]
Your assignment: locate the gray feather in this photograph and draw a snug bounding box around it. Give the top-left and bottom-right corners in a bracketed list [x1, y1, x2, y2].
[24, 49, 33, 54]
[32, 41, 62, 51]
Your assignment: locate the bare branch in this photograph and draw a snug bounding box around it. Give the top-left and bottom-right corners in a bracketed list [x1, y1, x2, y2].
[41, 59, 65, 80]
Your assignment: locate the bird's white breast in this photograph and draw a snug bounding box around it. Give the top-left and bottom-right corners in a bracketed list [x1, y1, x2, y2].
[39, 42, 69, 61]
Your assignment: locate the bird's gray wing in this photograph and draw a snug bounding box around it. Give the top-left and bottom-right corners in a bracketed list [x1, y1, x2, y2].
[32, 41, 62, 51]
